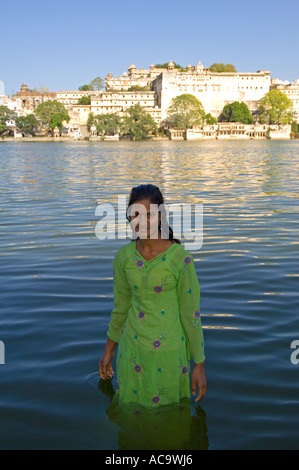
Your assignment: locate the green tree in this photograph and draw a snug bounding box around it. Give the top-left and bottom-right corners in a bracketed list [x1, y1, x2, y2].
[50, 112, 70, 132]
[94, 113, 121, 136]
[0, 106, 18, 135]
[78, 84, 94, 91]
[167, 94, 206, 129]
[128, 85, 150, 92]
[89, 77, 104, 90]
[258, 90, 293, 125]
[204, 113, 217, 125]
[220, 101, 253, 124]
[77, 95, 91, 105]
[155, 62, 186, 71]
[34, 101, 70, 132]
[79, 77, 104, 91]
[31, 86, 50, 93]
[121, 104, 157, 140]
[209, 63, 236, 73]
[87, 112, 95, 131]
[291, 121, 299, 134]
[15, 114, 39, 135]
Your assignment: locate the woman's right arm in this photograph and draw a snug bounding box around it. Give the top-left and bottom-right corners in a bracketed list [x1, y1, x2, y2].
[98, 338, 118, 380]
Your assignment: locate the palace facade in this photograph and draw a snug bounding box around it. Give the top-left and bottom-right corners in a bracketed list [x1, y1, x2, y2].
[9, 60, 299, 133]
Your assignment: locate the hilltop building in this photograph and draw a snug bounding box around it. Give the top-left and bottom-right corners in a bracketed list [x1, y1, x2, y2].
[69, 91, 161, 128]
[9, 60, 299, 135]
[153, 64, 270, 120]
[105, 62, 173, 91]
[13, 82, 56, 114]
[104, 60, 272, 122]
[270, 79, 299, 123]
[65, 60, 272, 128]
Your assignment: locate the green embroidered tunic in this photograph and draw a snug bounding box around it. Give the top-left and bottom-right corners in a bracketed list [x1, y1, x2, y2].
[107, 239, 205, 408]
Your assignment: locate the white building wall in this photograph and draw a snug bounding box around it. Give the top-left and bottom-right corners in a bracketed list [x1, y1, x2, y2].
[155, 70, 271, 120]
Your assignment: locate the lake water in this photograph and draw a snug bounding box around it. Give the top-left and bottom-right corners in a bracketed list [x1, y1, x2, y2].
[0, 140, 299, 450]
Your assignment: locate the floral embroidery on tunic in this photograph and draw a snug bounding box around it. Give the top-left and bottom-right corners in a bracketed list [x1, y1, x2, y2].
[152, 387, 167, 405]
[193, 310, 201, 328]
[152, 330, 167, 350]
[178, 358, 188, 374]
[130, 354, 142, 379]
[153, 275, 168, 295]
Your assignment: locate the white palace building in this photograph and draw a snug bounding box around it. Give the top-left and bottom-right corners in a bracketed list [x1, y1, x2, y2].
[68, 60, 273, 127]
[7, 59, 299, 138]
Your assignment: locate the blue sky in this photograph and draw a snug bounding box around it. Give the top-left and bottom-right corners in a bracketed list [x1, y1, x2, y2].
[1, 0, 298, 95]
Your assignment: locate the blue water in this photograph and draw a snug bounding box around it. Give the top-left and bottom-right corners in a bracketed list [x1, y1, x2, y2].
[0, 140, 299, 449]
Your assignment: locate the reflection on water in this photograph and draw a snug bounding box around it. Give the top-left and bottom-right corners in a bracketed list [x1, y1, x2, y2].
[99, 379, 209, 450]
[0, 140, 299, 449]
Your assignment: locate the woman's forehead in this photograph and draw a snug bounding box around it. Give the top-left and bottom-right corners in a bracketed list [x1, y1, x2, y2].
[133, 199, 158, 210]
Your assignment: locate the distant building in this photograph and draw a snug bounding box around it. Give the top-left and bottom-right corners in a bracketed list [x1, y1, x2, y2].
[56, 90, 100, 108]
[69, 91, 161, 126]
[181, 123, 291, 140]
[105, 63, 172, 90]
[270, 79, 299, 123]
[152, 61, 271, 120]
[0, 94, 22, 114]
[65, 60, 273, 127]
[13, 82, 56, 115]
[104, 60, 272, 121]
[7, 60, 299, 137]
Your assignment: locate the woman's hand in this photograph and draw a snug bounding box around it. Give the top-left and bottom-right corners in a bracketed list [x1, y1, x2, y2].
[98, 338, 117, 380]
[192, 361, 207, 402]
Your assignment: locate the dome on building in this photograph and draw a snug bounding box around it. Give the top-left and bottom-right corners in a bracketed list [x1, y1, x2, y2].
[128, 64, 136, 69]
[168, 60, 175, 70]
[20, 82, 29, 92]
[195, 60, 204, 70]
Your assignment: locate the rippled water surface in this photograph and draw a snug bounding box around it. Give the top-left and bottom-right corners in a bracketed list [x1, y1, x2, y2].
[0, 140, 299, 449]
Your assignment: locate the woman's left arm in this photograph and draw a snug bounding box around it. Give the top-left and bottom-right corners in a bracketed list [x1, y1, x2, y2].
[177, 253, 207, 401]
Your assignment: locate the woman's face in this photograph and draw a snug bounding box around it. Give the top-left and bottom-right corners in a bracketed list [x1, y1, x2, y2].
[128, 198, 161, 239]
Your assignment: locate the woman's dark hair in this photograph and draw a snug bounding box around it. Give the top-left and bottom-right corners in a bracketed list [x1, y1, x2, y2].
[126, 184, 181, 244]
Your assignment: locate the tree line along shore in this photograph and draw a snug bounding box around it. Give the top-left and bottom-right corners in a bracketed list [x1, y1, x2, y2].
[1, 89, 298, 141]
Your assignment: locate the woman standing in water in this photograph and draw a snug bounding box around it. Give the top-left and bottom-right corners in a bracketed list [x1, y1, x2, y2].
[99, 184, 206, 407]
